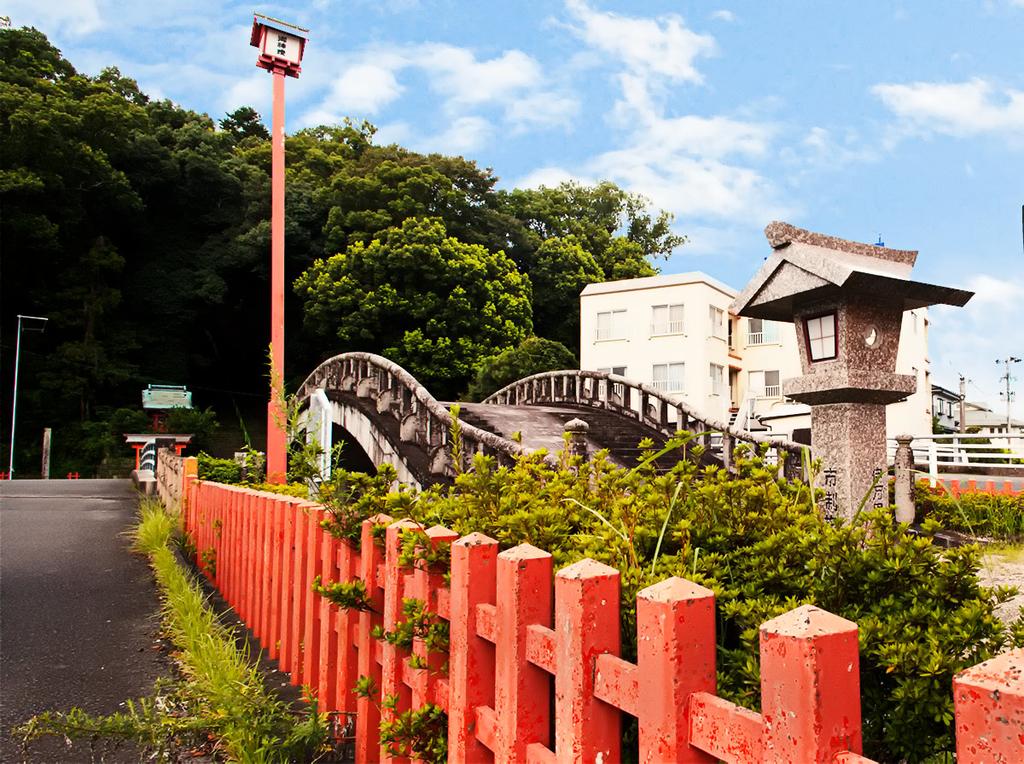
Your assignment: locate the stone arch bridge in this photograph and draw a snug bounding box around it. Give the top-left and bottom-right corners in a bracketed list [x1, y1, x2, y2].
[297, 352, 806, 489]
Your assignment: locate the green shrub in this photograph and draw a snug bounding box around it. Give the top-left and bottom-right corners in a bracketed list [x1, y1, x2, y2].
[915, 481, 1024, 539]
[313, 440, 1023, 763]
[465, 336, 577, 401]
[197, 451, 242, 484]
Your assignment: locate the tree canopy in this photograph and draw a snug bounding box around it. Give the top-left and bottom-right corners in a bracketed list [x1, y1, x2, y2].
[295, 217, 533, 397]
[0, 26, 686, 474]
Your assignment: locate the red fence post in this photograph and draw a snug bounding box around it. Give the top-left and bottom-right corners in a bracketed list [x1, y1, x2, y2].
[954, 648, 1024, 762]
[553, 558, 621, 762]
[636, 577, 717, 763]
[318, 527, 340, 711]
[356, 514, 391, 764]
[759, 604, 863, 762]
[494, 544, 553, 762]
[448, 532, 498, 763]
[289, 501, 313, 686]
[410, 525, 458, 713]
[269, 496, 285, 660]
[256, 495, 271, 648]
[278, 497, 297, 671]
[303, 504, 326, 693]
[337, 539, 361, 716]
[380, 520, 420, 763]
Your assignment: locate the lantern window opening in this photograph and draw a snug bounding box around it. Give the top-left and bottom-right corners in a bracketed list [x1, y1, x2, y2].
[805, 312, 837, 362]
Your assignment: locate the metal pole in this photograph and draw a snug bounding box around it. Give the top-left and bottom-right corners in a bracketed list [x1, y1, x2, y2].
[265, 68, 288, 483]
[959, 375, 967, 434]
[8, 315, 23, 478]
[41, 427, 52, 479]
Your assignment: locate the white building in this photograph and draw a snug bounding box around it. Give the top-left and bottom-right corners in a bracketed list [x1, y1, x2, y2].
[579, 272, 933, 440]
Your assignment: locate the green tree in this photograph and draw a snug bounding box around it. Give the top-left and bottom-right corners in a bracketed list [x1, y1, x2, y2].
[466, 337, 578, 401]
[295, 217, 532, 397]
[528, 236, 603, 349]
[219, 106, 270, 142]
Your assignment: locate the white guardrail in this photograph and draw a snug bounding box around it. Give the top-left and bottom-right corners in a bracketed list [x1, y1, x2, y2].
[887, 434, 1024, 486]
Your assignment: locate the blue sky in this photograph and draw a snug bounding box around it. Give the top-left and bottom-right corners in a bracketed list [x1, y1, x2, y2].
[14, 0, 1024, 413]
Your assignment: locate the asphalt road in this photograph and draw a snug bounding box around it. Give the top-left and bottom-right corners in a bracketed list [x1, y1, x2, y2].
[0, 480, 167, 763]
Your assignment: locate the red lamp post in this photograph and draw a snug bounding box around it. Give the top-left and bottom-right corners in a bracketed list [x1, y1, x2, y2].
[249, 14, 308, 483]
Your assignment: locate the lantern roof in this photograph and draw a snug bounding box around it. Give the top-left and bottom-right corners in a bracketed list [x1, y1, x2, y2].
[731, 221, 973, 322]
[249, 13, 309, 47]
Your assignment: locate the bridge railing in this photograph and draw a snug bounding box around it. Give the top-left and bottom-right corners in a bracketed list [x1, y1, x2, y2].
[176, 473, 1024, 763]
[298, 352, 532, 479]
[484, 370, 808, 479]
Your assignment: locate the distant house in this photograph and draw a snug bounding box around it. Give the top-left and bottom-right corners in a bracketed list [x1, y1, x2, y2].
[578, 272, 933, 439]
[964, 401, 1024, 436]
[932, 383, 961, 432]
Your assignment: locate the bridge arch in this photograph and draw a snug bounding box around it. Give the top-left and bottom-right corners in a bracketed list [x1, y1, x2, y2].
[483, 369, 806, 477]
[297, 352, 529, 488]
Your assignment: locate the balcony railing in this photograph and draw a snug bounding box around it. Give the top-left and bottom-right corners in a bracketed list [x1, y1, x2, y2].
[650, 321, 684, 336]
[763, 384, 781, 397]
[651, 379, 684, 393]
[747, 330, 779, 346]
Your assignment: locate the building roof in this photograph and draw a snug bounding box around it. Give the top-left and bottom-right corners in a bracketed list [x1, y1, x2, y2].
[931, 383, 961, 401]
[731, 222, 974, 322]
[964, 410, 1024, 429]
[580, 271, 737, 299]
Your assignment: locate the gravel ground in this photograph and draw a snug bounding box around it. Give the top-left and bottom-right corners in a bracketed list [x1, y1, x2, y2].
[978, 548, 1024, 625]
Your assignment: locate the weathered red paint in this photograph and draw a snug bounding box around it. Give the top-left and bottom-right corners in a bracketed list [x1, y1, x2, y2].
[759, 604, 863, 762]
[494, 544, 553, 762]
[954, 648, 1024, 762]
[553, 558, 621, 762]
[447, 532, 498, 762]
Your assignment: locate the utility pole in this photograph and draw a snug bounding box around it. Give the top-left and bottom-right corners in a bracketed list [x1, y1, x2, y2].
[959, 374, 967, 433]
[41, 428, 52, 479]
[997, 357, 1021, 431]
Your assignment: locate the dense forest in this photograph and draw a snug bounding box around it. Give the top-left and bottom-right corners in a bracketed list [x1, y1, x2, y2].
[0, 27, 684, 476]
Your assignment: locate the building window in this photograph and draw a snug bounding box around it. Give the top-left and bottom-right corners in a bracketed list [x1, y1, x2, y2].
[595, 310, 627, 341]
[651, 304, 684, 336]
[749, 370, 781, 398]
[709, 363, 725, 396]
[597, 366, 627, 377]
[805, 313, 837, 361]
[747, 317, 779, 345]
[708, 306, 726, 339]
[652, 363, 684, 392]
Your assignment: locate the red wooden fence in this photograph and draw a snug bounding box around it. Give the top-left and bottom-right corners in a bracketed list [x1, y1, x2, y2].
[178, 470, 1024, 763]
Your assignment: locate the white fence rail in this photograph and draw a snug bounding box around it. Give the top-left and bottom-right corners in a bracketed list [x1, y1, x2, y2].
[886, 434, 1024, 486]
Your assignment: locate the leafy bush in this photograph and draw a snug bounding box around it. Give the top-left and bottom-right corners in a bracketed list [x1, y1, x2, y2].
[915, 481, 1024, 539]
[465, 336, 578, 401]
[164, 406, 220, 451]
[197, 451, 242, 484]
[313, 440, 1023, 762]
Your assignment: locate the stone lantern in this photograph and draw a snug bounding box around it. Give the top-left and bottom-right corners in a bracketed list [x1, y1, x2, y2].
[732, 222, 973, 519]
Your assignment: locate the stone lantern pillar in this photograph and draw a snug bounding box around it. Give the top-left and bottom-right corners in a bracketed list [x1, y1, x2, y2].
[732, 223, 973, 519]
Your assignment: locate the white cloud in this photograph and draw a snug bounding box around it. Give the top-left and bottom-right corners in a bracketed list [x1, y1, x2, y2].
[6, 0, 102, 36]
[872, 78, 1024, 138]
[514, 166, 586, 189]
[710, 10, 737, 22]
[418, 116, 493, 155]
[414, 45, 542, 107]
[505, 92, 580, 130]
[563, 0, 715, 83]
[317, 64, 403, 116]
[297, 43, 552, 143]
[930, 273, 1024, 416]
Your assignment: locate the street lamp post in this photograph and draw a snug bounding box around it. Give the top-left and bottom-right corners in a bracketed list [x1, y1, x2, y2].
[8, 314, 48, 479]
[249, 14, 308, 483]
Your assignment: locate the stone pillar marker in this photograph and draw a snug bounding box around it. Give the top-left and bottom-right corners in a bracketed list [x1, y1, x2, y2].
[732, 222, 973, 519]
